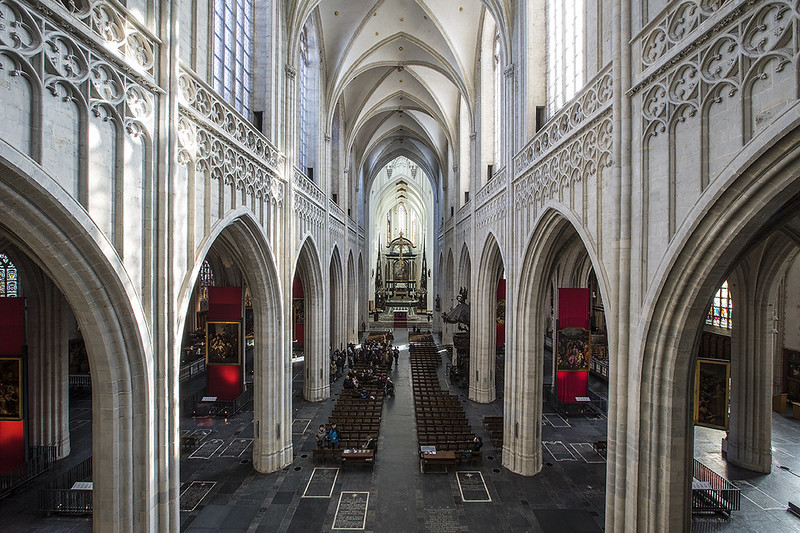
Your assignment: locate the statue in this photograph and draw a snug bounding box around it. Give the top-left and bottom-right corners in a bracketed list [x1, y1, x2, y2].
[442, 286, 470, 331]
[435, 294, 441, 311]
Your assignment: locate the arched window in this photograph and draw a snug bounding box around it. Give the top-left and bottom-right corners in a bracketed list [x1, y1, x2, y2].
[298, 19, 320, 176]
[199, 260, 215, 304]
[299, 26, 310, 171]
[706, 281, 732, 329]
[546, 1, 584, 114]
[0, 253, 18, 297]
[493, 33, 502, 167]
[213, 0, 254, 117]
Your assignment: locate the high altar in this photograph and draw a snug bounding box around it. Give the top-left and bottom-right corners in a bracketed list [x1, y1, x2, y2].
[384, 234, 417, 300]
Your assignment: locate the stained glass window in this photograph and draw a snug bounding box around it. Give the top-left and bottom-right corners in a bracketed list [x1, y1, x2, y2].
[706, 281, 732, 329]
[213, 0, 254, 117]
[299, 26, 309, 171]
[199, 260, 215, 303]
[546, 1, 584, 115]
[0, 253, 18, 297]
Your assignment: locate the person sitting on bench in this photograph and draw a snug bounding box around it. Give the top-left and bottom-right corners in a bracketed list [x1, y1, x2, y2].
[470, 436, 483, 452]
[361, 435, 376, 450]
[316, 424, 328, 448]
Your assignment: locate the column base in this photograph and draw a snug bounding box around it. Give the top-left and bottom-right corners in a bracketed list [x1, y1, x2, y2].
[501, 445, 542, 476]
[469, 384, 496, 404]
[304, 384, 330, 402]
[726, 439, 771, 473]
[253, 443, 294, 473]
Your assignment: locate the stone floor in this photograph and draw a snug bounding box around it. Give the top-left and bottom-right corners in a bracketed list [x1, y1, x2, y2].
[2, 329, 800, 531]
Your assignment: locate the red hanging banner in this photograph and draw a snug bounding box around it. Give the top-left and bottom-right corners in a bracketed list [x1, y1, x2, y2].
[207, 287, 242, 401]
[0, 297, 25, 473]
[557, 288, 590, 404]
[496, 279, 506, 347]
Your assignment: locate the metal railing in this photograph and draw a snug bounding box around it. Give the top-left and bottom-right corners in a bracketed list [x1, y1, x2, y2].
[692, 459, 740, 515]
[543, 385, 607, 417]
[0, 445, 61, 499]
[179, 358, 206, 382]
[39, 457, 93, 515]
[68, 374, 91, 391]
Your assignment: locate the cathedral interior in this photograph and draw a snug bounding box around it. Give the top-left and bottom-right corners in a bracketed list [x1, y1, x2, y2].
[1, 0, 800, 531]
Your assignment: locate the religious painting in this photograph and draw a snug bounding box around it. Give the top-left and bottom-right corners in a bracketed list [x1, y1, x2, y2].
[206, 321, 241, 365]
[293, 298, 304, 324]
[393, 259, 409, 280]
[0, 357, 22, 420]
[694, 358, 730, 430]
[496, 298, 506, 325]
[556, 327, 591, 372]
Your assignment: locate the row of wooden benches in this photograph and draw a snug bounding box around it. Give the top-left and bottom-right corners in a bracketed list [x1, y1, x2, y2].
[410, 342, 479, 463]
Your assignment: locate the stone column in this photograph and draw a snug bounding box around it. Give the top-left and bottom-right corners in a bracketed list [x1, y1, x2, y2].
[726, 269, 772, 472]
[469, 280, 497, 403]
[27, 273, 71, 458]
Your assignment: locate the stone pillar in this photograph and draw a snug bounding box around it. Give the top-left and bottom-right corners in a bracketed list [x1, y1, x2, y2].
[27, 273, 71, 458]
[305, 282, 330, 402]
[726, 270, 772, 473]
[469, 285, 496, 403]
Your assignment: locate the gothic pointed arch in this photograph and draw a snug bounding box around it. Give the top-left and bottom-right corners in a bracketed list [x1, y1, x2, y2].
[0, 143, 155, 531]
[178, 209, 290, 473]
[295, 236, 328, 401]
[632, 116, 800, 531]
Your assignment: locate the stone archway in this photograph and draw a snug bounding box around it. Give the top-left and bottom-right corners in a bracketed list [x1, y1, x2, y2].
[0, 144, 156, 531]
[329, 246, 345, 353]
[176, 211, 290, 474]
[472, 233, 505, 403]
[506, 208, 613, 484]
[631, 121, 800, 531]
[295, 237, 328, 401]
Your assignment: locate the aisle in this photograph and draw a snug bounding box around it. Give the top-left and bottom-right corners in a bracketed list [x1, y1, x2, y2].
[371, 328, 420, 528]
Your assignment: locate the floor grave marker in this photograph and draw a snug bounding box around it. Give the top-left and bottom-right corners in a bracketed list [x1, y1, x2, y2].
[220, 438, 252, 457]
[302, 467, 339, 498]
[332, 491, 369, 530]
[424, 507, 461, 532]
[456, 471, 491, 502]
[543, 413, 571, 428]
[179, 481, 216, 512]
[292, 418, 311, 434]
[570, 442, 606, 463]
[188, 439, 224, 459]
[543, 441, 577, 461]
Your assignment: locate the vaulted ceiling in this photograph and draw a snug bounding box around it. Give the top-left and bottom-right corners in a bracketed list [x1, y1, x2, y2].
[293, 0, 506, 194]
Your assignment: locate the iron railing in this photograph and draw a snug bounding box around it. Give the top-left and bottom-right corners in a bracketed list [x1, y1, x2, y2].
[39, 457, 92, 515]
[68, 374, 91, 391]
[691, 459, 740, 515]
[179, 358, 206, 382]
[543, 385, 607, 417]
[0, 445, 60, 499]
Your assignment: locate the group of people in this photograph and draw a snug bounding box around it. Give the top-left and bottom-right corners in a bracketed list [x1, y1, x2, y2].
[315, 423, 376, 451]
[329, 340, 401, 383]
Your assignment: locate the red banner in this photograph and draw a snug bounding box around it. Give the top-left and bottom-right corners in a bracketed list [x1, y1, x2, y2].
[556, 371, 588, 404]
[558, 288, 590, 329]
[207, 287, 242, 400]
[208, 286, 242, 321]
[0, 421, 24, 474]
[0, 297, 24, 472]
[496, 279, 506, 347]
[557, 288, 590, 403]
[292, 276, 304, 346]
[0, 297, 25, 356]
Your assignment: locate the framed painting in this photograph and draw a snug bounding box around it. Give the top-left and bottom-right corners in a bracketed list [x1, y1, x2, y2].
[0, 357, 22, 420]
[293, 298, 304, 324]
[206, 321, 241, 366]
[556, 327, 591, 372]
[694, 358, 730, 430]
